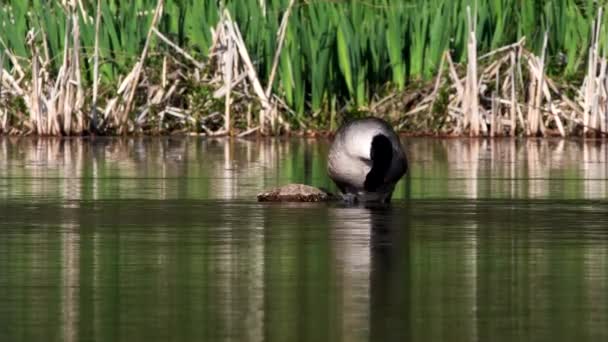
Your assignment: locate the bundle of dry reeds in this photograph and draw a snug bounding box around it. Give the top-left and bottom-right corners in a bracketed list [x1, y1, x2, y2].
[1, 2, 607, 137]
[206, 5, 294, 137]
[395, 7, 607, 137]
[0, 0, 295, 136]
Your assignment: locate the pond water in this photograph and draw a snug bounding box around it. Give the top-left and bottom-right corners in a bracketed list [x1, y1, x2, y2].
[0, 137, 607, 342]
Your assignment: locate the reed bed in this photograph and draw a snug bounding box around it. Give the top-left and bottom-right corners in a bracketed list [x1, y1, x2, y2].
[0, 0, 607, 136]
[393, 7, 608, 137]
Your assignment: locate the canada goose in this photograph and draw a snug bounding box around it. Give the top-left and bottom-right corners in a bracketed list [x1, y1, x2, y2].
[327, 117, 408, 203]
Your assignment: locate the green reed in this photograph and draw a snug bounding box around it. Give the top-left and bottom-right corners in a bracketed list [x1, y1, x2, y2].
[0, 0, 605, 122]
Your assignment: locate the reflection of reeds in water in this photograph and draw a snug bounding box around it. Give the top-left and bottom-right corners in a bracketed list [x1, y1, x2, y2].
[2, 136, 608, 341]
[584, 243, 608, 335]
[583, 141, 608, 199]
[445, 139, 482, 198]
[207, 203, 264, 342]
[407, 215, 479, 340]
[1, 137, 607, 201]
[244, 213, 265, 342]
[525, 139, 548, 198]
[406, 138, 608, 199]
[61, 223, 79, 342]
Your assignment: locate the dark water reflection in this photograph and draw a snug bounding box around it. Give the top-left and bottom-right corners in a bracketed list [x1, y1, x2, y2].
[0, 137, 607, 342]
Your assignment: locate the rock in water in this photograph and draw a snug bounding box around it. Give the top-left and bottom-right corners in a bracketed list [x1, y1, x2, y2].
[257, 184, 336, 202]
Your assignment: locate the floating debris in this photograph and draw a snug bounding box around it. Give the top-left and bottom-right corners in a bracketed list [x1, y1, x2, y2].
[257, 184, 337, 202]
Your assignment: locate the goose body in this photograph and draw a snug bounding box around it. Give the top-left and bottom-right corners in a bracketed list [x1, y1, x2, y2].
[327, 117, 408, 203]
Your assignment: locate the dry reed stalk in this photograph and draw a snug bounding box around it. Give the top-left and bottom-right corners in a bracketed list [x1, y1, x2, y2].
[165, 107, 196, 123]
[135, 107, 149, 125]
[481, 54, 510, 81]
[494, 62, 501, 136]
[237, 126, 260, 138]
[162, 56, 167, 88]
[91, 0, 101, 133]
[605, 72, 608, 134]
[592, 10, 603, 133]
[531, 54, 566, 136]
[119, 0, 164, 134]
[547, 78, 583, 115]
[271, 94, 292, 131]
[48, 62, 62, 135]
[509, 51, 516, 135]
[116, 67, 139, 95]
[530, 32, 549, 136]
[225, 13, 273, 133]
[213, 72, 247, 98]
[403, 103, 431, 117]
[152, 28, 205, 69]
[1, 70, 26, 101]
[63, 7, 84, 136]
[28, 32, 42, 134]
[103, 98, 118, 122]
[525, 76, 535, 135]
[247, 102, 252, 129]
[72, 8, 84, 134]
[600, 56, 607, 133]
[40, 26, 51, 72]
[0, 51, 4, 132]
[265, 0, 295, 100]
[223, 30, 234, 133]
[370, 93, 397, 113]
[465, 6, 480, 136]
[479, 37, 526, 61]
[59, 13, 72, 135]
[515, 103, 526, 134]
[446, 52, 464, 99]
[490, 92, 496, 137]
[162, 81, 178, 101]
[583, 9, 602, 134]
[0, 38, 25, 81]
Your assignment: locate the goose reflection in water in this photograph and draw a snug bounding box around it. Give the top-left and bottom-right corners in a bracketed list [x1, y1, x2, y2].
[330, 203, 412, 341]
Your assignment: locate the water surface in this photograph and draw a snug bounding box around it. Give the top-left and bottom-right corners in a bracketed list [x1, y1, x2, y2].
[1, 137, 607, 342]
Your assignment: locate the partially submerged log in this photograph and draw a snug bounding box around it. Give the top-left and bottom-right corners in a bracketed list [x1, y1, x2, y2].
[257, 184, 338, 202]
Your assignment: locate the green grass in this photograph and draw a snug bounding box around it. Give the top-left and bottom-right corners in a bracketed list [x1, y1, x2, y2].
[0, 0, 606, 123]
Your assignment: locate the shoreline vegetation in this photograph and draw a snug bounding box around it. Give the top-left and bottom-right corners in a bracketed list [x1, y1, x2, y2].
[0, 1, 608, 137]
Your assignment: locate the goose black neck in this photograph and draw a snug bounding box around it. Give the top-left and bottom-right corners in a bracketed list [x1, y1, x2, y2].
[364, 134, 393, 192]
